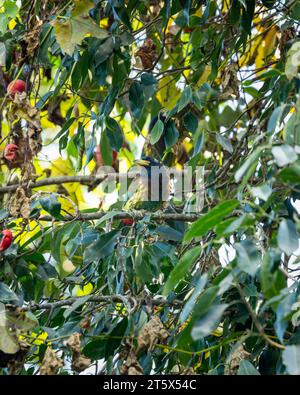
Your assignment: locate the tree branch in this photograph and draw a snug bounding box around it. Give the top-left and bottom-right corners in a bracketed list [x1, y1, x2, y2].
[0, 174, 113, 194]
[5, 295, 183, 312]
[37, 210, 201, 222]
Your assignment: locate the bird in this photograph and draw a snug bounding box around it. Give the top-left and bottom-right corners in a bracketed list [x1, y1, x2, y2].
[123, 156, 170, 213]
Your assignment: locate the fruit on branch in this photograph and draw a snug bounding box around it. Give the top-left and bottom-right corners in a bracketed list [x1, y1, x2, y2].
[3, 137, 36, 169]
[0, 229, 13, 252]
[121, 218, 134, 226]
[3, 144, 18, 162]
[7, 79, 26, 95]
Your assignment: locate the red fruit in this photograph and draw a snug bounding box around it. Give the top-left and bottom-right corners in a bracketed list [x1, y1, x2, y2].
[0, 229, 13, 252]
[3, 144, 18, 162]
[7, 79, 26, 95]
[122, 218, 134, 226]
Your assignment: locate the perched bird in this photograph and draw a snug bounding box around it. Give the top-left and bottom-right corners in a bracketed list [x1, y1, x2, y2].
[124, 156, 170, 213]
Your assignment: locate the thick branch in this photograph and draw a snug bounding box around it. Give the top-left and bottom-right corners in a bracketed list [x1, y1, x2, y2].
[5, 295, 182, 312]
[38, 210, 201, 222]
[0, 174, 112, 194]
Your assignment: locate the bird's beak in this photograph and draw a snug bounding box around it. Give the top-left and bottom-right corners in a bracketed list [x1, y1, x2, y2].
[133, 159, 150, 167]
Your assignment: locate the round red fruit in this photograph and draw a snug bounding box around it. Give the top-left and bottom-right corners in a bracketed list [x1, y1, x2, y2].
[7, 79, 26, 95]
[0, 229, 13, 252]
[3, 144, 18, 162]
[122, 218, 134, 226]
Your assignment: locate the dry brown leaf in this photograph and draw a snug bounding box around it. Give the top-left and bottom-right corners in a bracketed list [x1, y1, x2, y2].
[25, 19, 43, 56]
[9, 187, 30, 219]
[120, 348, 143, 375]
[40, 348, 63, 375]
[72, 355, 92, 373]
[221, 64, 240, 99]
[64, 332, 91, 373]
[224, 344, 251, 375]
[64, 332, 81, 353]
[135, 38, 157, 69]
[137, 315, 168, 353]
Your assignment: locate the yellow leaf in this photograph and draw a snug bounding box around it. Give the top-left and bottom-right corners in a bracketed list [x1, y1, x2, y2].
[212, 326, 223, 337]
[22, 331, 48, 346]
[8, 18, 16, 29]
[255, 26, 278, 69]
[16, 220, 41, 247]
[196, 65, 212, 87]
[74, 282, 93, 296]
[239, 34, 263, 67]
[100, 17, 109, 28]
[157, 75, 181, 110]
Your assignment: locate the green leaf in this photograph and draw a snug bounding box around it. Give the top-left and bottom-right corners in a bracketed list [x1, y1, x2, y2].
[241, 0, 255, 35]
[192, 286, 219, 318]
[0, 283, 18, 302]
[250, 184, 272, 201]
[164, 121, 179, 148]
[284, 112, 300, 146]
[267, 105, 286, 133]
[191, 304, 228, 340]
[49, 117, 75, 145]
[277, 219, 299, 256]
[235, 147, 265, 183]
[216, 134, 233, 153]
[141, 73, 157, 86]
[156, 225, 183, 241]
[105, 117, 124, 151]
[100, 127, 113, 165]
[71, 0, 95, 17]
[278, 161, 300, 183]
[282, 345, 300, 375]
[0, 304, 19, 354]
[40, 194, 61, 218]
[285, 41, 300, 80]
[215, 214, 250, 238]
[84, 230, 121, 262]
[184, 200, 239, 242]
[235, 240, 261, 276]
[4, 1, 19, 18]
[272, 145, 298, 167]
[183, 112, 198, 134]
[237, 360, 260, 375]
[129, 82, 145, 118]
[105, 318, 128, 358]
[177, 86, 192, 112]
[163, 246, 201, 296]
[260, 251, 286, 299]
[63, 295, 91, 319]
[83, 339, 105, 360]
[179, 274, 208, 323]
[150, 119, 164, 145]
[290, 3, 300, 20]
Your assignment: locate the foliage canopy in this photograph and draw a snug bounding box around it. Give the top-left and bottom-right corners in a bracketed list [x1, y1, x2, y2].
[1, 0, 300, 375]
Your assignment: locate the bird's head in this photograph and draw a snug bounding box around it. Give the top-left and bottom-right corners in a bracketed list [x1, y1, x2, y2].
[133, 156, 162, 176]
